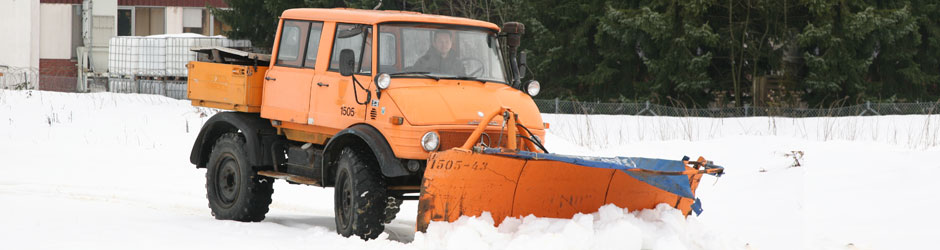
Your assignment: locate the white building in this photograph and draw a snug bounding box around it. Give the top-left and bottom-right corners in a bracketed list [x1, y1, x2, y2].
[0, 0, 230, 91]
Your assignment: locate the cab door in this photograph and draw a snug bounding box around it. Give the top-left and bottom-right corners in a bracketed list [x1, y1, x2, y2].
[261, 20, 321, 124]
[313, 23, 374, 129]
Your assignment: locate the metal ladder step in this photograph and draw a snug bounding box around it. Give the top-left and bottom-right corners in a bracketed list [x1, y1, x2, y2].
[257, 171, 320, 186]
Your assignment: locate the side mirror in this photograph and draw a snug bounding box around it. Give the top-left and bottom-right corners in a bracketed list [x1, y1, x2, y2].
[519, 52, 527, 79]
[336, 27, 363, 38]
[339, 49, 355, 76]
[501, 22, 525, 48]
[501, 22, 526, 87]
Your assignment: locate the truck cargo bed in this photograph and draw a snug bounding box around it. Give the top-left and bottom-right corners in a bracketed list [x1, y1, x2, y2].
[187, 61, 267, 112]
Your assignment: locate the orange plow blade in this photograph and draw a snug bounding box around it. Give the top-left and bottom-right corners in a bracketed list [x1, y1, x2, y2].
[416, 149, 723, 231]
[415, 108, 724, 231]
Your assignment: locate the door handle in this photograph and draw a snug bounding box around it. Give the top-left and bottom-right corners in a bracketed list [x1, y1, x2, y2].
[317, 82, 329, 87]
[265, 77, 276, 81]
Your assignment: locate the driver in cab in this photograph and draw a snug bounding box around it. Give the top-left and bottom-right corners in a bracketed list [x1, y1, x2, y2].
[411, 31, 466, 76]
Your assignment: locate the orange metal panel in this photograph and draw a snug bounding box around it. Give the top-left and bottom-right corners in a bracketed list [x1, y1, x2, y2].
[276, 121, 342, 138]
[311, 71, 372, 129]
[417, 150, 525, 231]
[417, 148, 715, 231]
[187, 61, 267, 112]
[260, 66, 315, 123]
[511, 161, 615, 218]
[605, 170, 688, 214]
[190, 100, 261, 113]
[281, 128, 332, 145]
[385, 83, 543, 128]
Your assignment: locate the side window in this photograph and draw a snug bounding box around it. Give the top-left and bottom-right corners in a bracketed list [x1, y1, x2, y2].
[379, 32, 396, 70]
[303, 22, 324, 68]
[329, 23, 373, 74]
[275, 20, 309, 67]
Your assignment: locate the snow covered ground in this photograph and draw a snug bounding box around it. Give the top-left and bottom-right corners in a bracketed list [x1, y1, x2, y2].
[1, 90, 938, 250]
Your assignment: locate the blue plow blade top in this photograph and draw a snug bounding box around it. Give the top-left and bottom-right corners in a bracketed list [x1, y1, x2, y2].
[481, 149, 707, 200]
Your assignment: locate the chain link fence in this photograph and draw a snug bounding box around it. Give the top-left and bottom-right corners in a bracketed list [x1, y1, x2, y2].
[535, 99, 940, 117]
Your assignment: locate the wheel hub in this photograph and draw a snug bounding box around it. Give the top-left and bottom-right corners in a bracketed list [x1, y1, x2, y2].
[217, 157, 240, 206]
[337, 172, 353, 228]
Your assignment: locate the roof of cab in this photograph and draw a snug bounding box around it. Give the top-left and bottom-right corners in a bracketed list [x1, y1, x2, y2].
[281, 8, 500, 31]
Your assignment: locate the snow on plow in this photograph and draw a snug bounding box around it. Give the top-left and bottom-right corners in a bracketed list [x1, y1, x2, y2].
[417, 108, 724, 231]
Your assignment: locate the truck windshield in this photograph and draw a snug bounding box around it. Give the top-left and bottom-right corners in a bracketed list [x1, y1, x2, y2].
[378, 23, 507, 83]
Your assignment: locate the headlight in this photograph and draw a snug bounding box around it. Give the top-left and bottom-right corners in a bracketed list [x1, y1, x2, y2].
[532, 134, 542, 144]
[525, 80, 540, 96]
[421, 131, 440, 151]
[376, 73, 391, 89]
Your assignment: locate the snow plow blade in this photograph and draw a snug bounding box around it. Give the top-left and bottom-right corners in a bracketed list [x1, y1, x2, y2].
[416, 108, 724, 232]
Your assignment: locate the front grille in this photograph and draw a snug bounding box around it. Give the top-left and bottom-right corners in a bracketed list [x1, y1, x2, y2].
[438, 130, 510, 150]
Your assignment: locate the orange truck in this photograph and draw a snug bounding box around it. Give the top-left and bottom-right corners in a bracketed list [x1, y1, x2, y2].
[188, 8, 722, 240]
[188, 8, 544, 239]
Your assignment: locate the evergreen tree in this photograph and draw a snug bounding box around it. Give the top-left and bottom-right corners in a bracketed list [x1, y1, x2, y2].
[211, 0, 303, 49]
[797, 0, 918, 106]
[210, 0, 940, 106]
[867, 0, 940, 102]
[601, 0, 719, 106]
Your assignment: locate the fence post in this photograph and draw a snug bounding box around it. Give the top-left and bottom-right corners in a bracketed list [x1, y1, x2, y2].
[554, 98, 559, 113]
[636, 101, 658, 116]
[860, 101, 881, 116]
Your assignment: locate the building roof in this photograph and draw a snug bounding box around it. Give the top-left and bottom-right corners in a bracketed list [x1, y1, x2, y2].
[281, 8, 500, 31]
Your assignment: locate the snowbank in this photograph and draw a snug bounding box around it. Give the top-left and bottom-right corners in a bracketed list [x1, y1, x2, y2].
[416, 204, 737, 250]
[1, 90, 937, 250]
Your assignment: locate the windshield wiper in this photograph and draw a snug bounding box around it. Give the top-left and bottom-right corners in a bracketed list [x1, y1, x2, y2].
[388, 71, 439, 80]
[439, 76, 487, 83]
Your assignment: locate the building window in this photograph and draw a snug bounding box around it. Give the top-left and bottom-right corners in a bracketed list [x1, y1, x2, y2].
[117, 8, 133, 36]
[134, 7, 165, 36]
[116, 7, 166, 36]
[183, 8, 208, 35]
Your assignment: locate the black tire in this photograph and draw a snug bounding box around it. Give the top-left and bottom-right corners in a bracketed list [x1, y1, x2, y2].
[384, 196, 403, 224]
[334, 147, 387, 240]
[206, 133, 274, 222]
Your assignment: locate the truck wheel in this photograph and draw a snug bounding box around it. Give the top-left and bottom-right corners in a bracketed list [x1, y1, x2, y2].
[384, 196, 403, 224]
[205, 133, 274, 222]
[334, 147, 387, 240]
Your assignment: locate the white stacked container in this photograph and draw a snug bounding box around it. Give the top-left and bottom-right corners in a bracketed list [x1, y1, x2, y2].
[138, 79, 166, 95]
[108, 78, 137, 93]
[108, 37, 137, 77]
[106, 34, 250, 99]
[165, 80, 188, 99]
[166, 36, 250, 77]
[110, 34, 251, 78]
[138, 38, 167, 76]
[166, 37, 219, 77]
